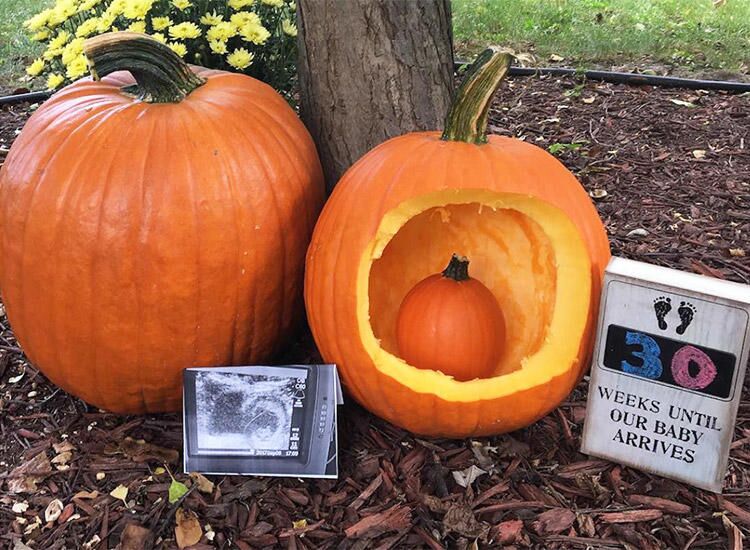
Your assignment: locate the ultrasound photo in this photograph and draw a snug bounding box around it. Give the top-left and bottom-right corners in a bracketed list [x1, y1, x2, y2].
[183, 365, 339, 478]
[195, 370, 303, 455]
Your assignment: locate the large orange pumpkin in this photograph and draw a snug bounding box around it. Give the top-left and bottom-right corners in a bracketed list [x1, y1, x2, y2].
[305, 48, 610, 437]
[0, 33, 324, 413]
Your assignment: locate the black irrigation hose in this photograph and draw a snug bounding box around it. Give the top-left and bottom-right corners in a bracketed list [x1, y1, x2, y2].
[506, 66, 750, 92]
[0, 90, 52, 105]
[1, 65, 748, 106]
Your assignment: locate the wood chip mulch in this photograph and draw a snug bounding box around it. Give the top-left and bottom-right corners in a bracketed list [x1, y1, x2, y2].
[0, 75, 748, 549]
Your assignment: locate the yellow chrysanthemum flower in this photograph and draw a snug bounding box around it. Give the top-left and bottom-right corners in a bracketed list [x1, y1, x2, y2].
[123, 0, 154, 20]
[44, 46, 63, 61]
[239, 22, 270, 45]
[66, 54, 89, 79]
[261, 0, 283, 6]
[281, 19, 297, 37]
[75, 17, 100, 37]
[208, 40, 227, 54]
[200, 11, 223, 26]
[207, 21, 236, 42]
[47, 73, 65, 89]
[96, 13, 117, 32]
[31, 29, 51, 42]
[229, 11, 261, 29]
[26, 58, 45, 77]
[226, 48, 253, 69]
[168, 42, 187, 57]
[150, 32, 166, 43]
[61, 37, 84, 65]
[151, 16, 171, 31]
[24, 9, 52, 31]
[228, 0, 253, 10]
[169, 22, 201, 39]
[79, 0, 104, 11]
[172, 0, 192, 10]
[48, 30, 71, 51]
[106, 0, 127, 16]
[48, 0, 78, 26]
[126, 20, 147, 33]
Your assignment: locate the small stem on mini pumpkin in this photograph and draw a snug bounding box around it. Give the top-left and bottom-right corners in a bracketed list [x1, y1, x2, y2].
[83, 32, 206, 103]
[442, 254, 470, 281]
[441, 47, 514, 145]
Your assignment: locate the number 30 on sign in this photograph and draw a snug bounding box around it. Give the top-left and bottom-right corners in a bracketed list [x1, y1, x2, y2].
[603, 325, 735, 400]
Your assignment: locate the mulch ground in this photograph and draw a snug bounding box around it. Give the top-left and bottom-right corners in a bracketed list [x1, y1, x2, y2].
[0, 75, 749, 550]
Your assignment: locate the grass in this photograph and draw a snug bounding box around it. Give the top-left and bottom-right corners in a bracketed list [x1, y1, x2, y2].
[453, 0, 750, 76]
[0, 0, 49, 91]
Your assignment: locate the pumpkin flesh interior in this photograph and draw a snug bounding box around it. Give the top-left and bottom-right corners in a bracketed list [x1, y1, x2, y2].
[358, 190, 591, 401]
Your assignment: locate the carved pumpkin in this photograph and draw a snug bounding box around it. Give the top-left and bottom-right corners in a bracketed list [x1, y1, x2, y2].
[305, 48, 610, 437]
[396, 254, 506, 381]
[0, 33, 324, 413]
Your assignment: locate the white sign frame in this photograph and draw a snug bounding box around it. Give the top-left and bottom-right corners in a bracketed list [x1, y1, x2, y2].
[582, 257, 750, 492]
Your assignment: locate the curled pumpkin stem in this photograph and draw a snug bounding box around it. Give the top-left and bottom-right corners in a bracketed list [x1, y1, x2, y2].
[441, 47, 514, 145]
[83, 32, 206, 103]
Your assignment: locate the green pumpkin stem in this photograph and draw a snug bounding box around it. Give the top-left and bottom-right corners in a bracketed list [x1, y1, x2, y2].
[441, 47, 514, 145]
[83, 32, 205, 103]
[442, 254, 470, 281]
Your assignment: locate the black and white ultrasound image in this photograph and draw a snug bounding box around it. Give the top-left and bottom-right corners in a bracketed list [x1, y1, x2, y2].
[195, 371, 306, 455]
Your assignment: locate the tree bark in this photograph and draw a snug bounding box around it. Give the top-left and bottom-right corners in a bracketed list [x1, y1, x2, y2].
[297, 0, 454, 191]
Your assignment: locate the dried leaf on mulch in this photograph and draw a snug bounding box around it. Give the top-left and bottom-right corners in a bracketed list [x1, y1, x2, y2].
[442, 503, 489, 539]
[6, 452, 51, 494]
[119, 523, 154, 550]
[175, 508, 202, 549]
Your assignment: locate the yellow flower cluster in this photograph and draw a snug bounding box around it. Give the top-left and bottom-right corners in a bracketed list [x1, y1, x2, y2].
[281, 19, 297, 37]
[123, 0, 154, 20]
[24, 0, 296, 89]
[226, 48, 254, 69]
[169, 22, 202, 40]
[26, 59, 45, 77]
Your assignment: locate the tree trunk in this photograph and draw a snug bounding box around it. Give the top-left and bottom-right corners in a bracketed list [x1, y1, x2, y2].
[297, 0, 454, 191]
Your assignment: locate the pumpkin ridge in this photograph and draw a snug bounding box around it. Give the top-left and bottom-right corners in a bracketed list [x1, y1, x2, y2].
[43, 103, 138, 408]
[182, 106, 203, 404]
[123, 110, 163, 412]
[179, 98, 233, 369]
[112, 110, 160, 412]
[13, 103, 131, 386]
[185, 94, 262, 359]
[230, 100, 290, 354]
[232, 94, 324, 338]
[108, 108, 161, 411]
[187, 97, 243, 362]
[242, 93, 324, 238]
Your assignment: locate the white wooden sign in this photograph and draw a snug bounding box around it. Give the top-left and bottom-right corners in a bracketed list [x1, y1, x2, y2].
[581, 257, 750, 492]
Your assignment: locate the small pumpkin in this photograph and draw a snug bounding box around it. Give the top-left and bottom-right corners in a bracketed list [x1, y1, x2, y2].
[305, 48, 610, 437]
[0, 33, 324, 413]
[396, 254, 505, 381]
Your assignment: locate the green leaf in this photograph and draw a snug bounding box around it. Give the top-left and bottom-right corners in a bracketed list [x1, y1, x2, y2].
[168, 479, 189, 504]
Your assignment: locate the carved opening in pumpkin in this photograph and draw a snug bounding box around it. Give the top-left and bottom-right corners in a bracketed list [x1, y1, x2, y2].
[368, 201, 557, 379]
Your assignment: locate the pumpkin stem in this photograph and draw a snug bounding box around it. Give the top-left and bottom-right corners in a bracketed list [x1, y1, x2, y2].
[442, 254, 470, 282]
[83, 32, 205, 103]
[441, 47, 514, 145]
